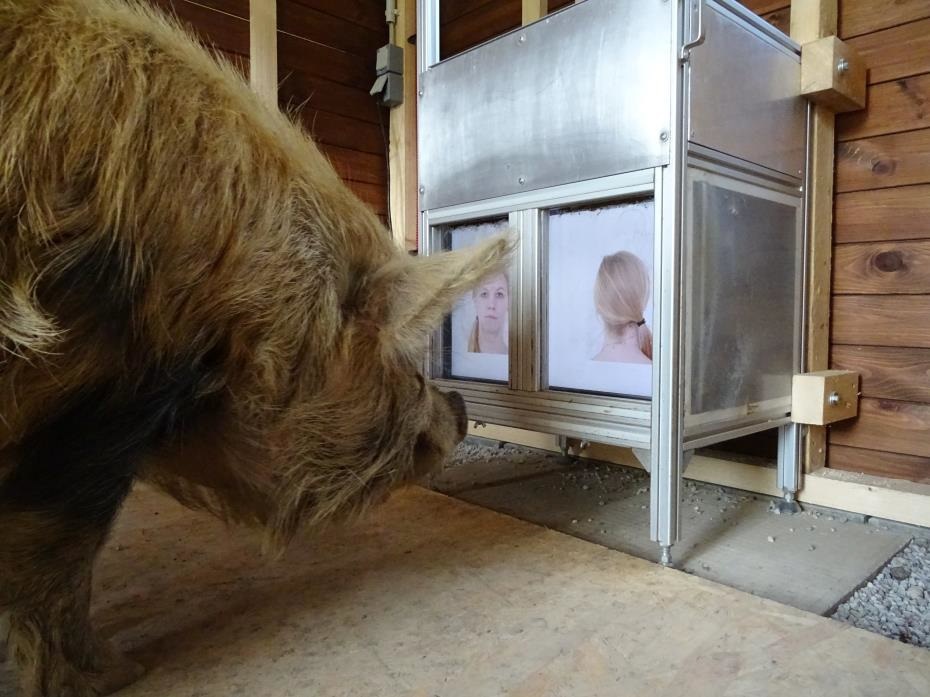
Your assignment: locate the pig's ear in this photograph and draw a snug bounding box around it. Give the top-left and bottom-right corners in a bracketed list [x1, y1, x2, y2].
[375, 232, 515, 358]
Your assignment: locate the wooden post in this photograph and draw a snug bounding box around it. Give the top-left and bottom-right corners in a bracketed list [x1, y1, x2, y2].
[522, 0, 548, 25]
[791, 0, 837, 473]
[388, 0, 419, 251]
[249, 0, 277, 108]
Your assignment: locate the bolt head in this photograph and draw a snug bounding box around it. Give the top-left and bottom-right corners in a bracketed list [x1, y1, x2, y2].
[660, 130, 669, 142]
[418, 186, 425, 194]
[518, 34, 526, 43]
[518, 176, 526, 185]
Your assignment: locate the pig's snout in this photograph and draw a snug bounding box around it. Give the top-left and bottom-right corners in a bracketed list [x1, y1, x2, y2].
[445, 390, 468, 441]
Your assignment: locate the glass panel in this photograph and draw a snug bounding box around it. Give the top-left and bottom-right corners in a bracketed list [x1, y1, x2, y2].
[439, 217, 511, 384]
[686, 173, 800, 422]
[546, 198, 656, 399]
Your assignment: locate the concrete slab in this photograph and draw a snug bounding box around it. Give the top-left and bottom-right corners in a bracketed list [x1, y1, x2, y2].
[432, 439, 912, 616]
[3, 484, 928, 697]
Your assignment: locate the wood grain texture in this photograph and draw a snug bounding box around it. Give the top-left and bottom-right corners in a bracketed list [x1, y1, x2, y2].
[837, 74, 930, 141]
[278, 67, 383, 124]
[548, 0, 575, 12]
[286, 0, 384, 32]
[831, 345, 930, 402]
[761, 6, 791, 34]
[847, 19, 930, 85]
[441, 0, 499, 26]
[277, 32, 371, 88]
[150, 0, 250, 55]
[836, 129, 930, 193]
[833, 240, 930, 294]
[440, 1, 521, 60]
[741, 0, 792, 15]
[839, 0, 930, 40]
[829, 397, 930, 458]
[828, 444, 930, 483]
[833, 295, 930, 348]
[293, 109, 386, 155]
[319, 144, 387, 186]
[835, 185, 930, 243]
[277, 0, 382, 58]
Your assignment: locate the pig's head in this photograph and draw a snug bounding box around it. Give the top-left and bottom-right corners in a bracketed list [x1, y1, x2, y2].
[267, 233, 513, 548]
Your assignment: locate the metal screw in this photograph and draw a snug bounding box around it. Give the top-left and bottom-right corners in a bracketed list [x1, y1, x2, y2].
[418, 186, 425, 194]
[518, 34, 526, 43]
[417, 89, 424, 96]
[660, 130, 669, 142]
[518, 176, 526, 185]
[837, 58, 849, 73]
[828, 391, 841, 406]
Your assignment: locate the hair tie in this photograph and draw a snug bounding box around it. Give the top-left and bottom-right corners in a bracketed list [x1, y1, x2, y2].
[636, 318, 646, 326]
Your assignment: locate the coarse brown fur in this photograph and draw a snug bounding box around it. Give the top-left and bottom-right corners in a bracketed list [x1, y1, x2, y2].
[0, 1, 512, 694]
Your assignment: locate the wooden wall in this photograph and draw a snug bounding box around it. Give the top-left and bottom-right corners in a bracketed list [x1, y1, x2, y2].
[147, 0, 389, 222]
[828, 0, 930, 484]
[742, 0, 930, 483]
[277, 1, 389, 220]
[149, 0, 250, 76]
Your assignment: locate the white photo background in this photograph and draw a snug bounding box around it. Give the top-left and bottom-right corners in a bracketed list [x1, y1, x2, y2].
[447, 218, 510, 383]
[547, 199, 655, 398]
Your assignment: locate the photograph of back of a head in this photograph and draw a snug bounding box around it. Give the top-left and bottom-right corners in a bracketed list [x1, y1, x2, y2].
[447, 218, 511, 383]
[547, 199, 655, 398]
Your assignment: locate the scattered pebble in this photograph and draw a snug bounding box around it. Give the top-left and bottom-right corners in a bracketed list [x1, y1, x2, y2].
[891, 566, 911, 581]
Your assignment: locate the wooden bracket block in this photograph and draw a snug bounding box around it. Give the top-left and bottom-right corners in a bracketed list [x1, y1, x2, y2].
[791, 370, 860, 426]
[801, 36, 867, 113]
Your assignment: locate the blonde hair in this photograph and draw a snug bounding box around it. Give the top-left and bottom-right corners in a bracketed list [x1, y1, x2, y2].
[467, 271, 508, 353]
[594, 251, 652, 359]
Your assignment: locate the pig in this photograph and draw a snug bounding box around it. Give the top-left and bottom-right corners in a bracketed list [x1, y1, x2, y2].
[0, 0, 511, 694]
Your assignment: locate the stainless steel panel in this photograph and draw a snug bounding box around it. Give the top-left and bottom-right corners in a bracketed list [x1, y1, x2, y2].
[688, 1, 805, 177]
[683, 166, 802, 430]
[418, 0, 672, 211]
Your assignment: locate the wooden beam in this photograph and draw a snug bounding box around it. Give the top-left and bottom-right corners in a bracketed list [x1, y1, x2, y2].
[522, 0, 547, 25]
[790, 0, 837, 474]
[249, 0, 277, 108]
[789, 0, 837, 44]
[388, 0, 419, 251]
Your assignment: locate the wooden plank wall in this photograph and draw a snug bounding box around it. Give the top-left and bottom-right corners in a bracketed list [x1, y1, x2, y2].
[829, 0, 930, 484]
[744, 0, 930, 483]
[277, 1, 389, 221]
[148, 1, 388, 222]
[149, 0, 251, 76]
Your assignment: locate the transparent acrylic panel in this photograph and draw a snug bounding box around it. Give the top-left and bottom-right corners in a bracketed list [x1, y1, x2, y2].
[438, 216, 511, 384]
[545, 198, 656, 399]
[685, 170, 800, 425]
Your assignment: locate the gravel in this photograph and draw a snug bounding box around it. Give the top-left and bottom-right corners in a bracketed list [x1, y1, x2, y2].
[831, 539, 930, 649]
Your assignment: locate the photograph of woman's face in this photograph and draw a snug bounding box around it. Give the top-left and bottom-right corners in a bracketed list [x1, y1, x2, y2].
[446, 218, 510, 383]
[469, 272, 509, 355]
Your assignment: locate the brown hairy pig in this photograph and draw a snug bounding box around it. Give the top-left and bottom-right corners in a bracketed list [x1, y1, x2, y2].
[0, 1, 511, 695]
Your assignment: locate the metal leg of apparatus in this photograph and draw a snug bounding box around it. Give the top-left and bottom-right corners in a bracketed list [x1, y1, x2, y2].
[774, 423, 803, 514]
[650, 448, 691, 568]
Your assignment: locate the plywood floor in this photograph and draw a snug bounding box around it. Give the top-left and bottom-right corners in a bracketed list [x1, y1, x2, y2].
[2, 485, 929, 697]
